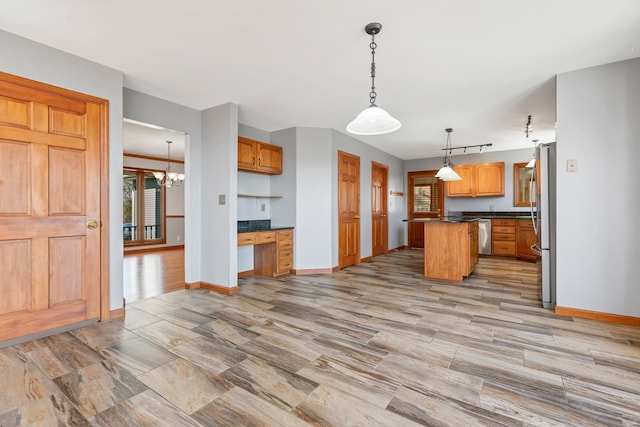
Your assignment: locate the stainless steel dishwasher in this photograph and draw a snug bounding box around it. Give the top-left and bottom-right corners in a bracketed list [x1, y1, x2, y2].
[478, 219, 492, 255]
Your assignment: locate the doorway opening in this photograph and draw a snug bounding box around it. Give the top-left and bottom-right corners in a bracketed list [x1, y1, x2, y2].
[123, 119, 187, 302]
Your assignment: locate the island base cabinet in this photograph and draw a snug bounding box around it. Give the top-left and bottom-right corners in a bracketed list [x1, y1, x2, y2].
[424, 221, 478, 282]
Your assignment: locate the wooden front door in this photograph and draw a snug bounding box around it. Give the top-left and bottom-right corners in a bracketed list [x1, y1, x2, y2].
[338, 151, 360, 269]
[407, 170, 444, 248]
[0, 72, 108, 343]
[371, 162, 388, 257]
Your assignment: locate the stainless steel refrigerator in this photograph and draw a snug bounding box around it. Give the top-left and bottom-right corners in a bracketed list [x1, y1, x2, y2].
[531, 142, 556, 309]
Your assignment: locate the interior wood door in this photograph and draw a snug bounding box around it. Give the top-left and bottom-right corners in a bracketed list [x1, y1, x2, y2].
[338, 151, 360, 268]
[407, 170, 444, 248]
[371, 162, 388, 257]
[0, 72, 107, 343]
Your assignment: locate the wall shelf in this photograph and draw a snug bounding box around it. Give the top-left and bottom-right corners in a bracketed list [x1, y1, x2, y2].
[238, 193, 283, 199]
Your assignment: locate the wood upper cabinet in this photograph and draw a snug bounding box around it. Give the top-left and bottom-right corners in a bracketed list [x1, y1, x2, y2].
[446, 162, 505, 197]
[237, 136, 282, 175]
[517, 219, 538, 262]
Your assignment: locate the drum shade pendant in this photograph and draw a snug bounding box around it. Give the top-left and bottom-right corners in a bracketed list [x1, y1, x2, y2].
[153, 140, 185, 187]
[346, 22, 401, 136]
[435, 128, 462, 181]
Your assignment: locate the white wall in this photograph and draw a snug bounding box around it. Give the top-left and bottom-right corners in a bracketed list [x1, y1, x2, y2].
[123, 89, 202, 286]
[201, 103, 238, 289]
[0, 30, 125, 311]
[270, 128, 297, 228]
[123, 155, 185, 249]
[556, 57, 640, 317]
[295, 128, 333, 270]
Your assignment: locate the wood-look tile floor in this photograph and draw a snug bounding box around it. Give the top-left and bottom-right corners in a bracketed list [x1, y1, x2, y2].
[2, 250, 640, 426]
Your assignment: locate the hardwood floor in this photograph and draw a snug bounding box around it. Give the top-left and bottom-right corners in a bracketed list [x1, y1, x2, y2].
[123, 247, 185, 302]
[2, 250, 639, 425]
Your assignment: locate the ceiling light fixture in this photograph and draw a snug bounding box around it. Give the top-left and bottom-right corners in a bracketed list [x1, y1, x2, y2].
[153, 140, 185, 187]
[346, 22, 401, 136]
[435, 128, 462, 181]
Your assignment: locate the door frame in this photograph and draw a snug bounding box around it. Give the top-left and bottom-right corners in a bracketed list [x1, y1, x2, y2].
[0, 71, 111, 321]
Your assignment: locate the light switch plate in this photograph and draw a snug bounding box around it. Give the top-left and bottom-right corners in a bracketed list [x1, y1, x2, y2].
[219, 194, 226, 205]
[567, 159, 577, 172]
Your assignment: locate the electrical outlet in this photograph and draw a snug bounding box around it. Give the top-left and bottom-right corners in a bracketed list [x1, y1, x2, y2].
[219, 194, 226, 205]
[260, 203, 266, 212]
[567, 159, 577, 172]
[176, 235, 181, 242]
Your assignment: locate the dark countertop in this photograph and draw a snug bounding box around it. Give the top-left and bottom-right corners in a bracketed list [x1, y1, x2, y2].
[238, 219, 293, 233]
[404, 217, 480, 224]
[449, 211, 534, 220]
[238, 226, 294, 233]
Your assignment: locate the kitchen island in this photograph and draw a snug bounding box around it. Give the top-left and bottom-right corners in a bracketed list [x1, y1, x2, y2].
[406, 218, 479, 282]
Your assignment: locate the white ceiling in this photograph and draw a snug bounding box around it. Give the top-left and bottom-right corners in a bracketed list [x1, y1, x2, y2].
[1, 1, 639, 160]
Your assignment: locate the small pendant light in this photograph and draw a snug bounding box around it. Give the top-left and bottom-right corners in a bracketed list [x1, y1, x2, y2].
[346, 22, 401, 136]
[435, 128, 462, 181]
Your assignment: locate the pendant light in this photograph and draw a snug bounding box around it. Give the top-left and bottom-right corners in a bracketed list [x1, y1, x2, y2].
[153, 140, 185, 187]
[525, 115, 536, 168]
[346, 22, 401, 136]
[435, 128, 462, 181]
[526, 140, 538, 168]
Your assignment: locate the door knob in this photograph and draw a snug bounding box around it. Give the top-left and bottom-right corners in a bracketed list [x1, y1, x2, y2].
[354, 215, 360, 219]
[87, 220, 99, 229]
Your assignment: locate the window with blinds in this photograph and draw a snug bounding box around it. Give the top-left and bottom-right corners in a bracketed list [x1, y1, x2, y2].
[410, 174, 442, 216]
[123, 168, 165, 245]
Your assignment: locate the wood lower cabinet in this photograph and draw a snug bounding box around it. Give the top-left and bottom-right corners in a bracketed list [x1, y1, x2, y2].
[238, 136, 283, 175]
[241, 229, 294, 277]
[468, 221, 479, 274]
[423, 220, 478, 282]
[446, 162, 505, 197]
[276, 229, 293, 274]
[492, 218, 516, 256]
[517, 219, 538, 262]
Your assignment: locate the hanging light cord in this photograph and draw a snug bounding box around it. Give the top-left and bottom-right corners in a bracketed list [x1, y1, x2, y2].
[443, 128, 453, 166]
[166, 141, 172, 173]
[369, 31, 377, 106]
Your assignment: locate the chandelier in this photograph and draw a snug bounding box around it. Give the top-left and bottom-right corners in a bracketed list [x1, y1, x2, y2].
[346, 22, 401, 135]
[153, 140, 185, 187]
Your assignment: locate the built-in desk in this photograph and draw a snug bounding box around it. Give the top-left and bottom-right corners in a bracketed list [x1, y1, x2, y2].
[238, 229, 293, 277]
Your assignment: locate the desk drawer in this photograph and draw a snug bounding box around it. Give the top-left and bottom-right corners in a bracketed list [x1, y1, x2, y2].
[278, 229, 293, 240]
[278, 258, 293, 271]
[257, 231, 277, 244]
[238, 232, 257, 246]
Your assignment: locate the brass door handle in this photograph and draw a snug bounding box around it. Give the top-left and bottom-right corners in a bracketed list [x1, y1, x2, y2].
[354, 215, 360, 219]
[87, 220, 99, 229]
